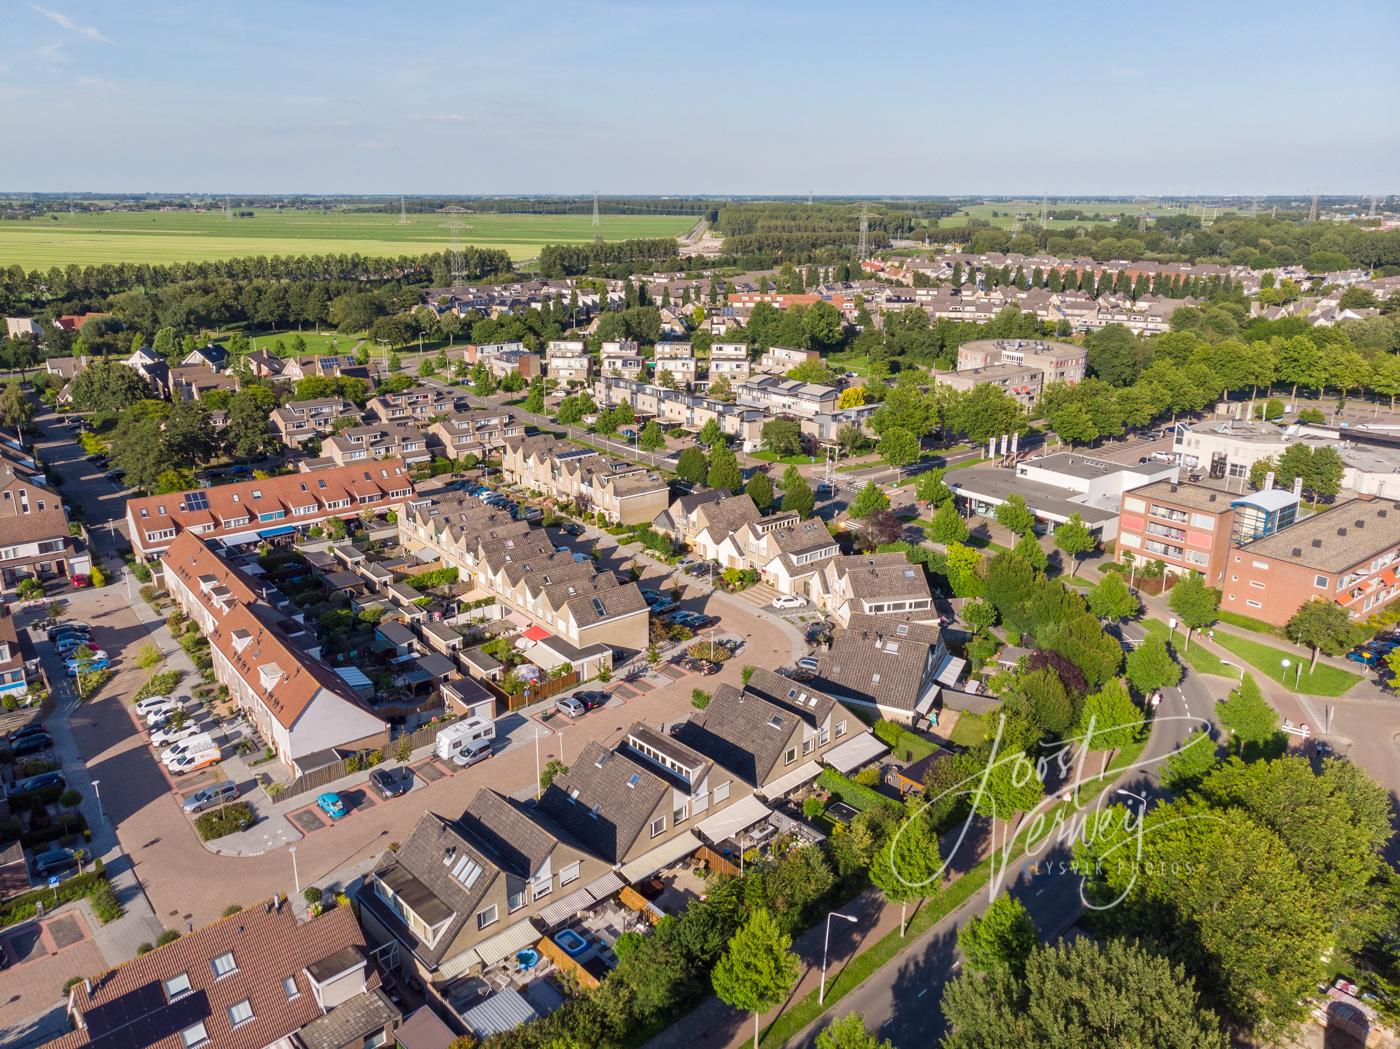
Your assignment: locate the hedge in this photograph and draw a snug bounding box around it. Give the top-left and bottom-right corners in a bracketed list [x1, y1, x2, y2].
[816, 768, 897, 813]
[0, 861, 121, 927]
[872, 719, 938, 762]
[194, 803, 254, 841]
[134, 670, 184, 703]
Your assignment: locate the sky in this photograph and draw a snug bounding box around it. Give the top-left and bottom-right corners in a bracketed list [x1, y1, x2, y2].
[3, 0, 1398, 196]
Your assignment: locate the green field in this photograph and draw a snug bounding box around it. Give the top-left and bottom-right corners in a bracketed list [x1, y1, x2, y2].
[0, 208, 696, 269]
[936, 199, 1170, 231]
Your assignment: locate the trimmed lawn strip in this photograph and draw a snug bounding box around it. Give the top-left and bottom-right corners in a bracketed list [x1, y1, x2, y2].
[759, 738, 1147, 1047]
[945, 456, 990, 471]
[1139, 619, 1238, 679]
[749, 451, 822, 465]
[1212, 631, 1361, 697]
[1216, 609, 1285, 638]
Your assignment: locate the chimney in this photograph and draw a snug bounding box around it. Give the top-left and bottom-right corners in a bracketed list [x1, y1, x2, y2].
[84, 978, 92, 995]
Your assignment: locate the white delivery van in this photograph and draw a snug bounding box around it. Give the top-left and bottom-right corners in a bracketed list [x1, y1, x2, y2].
[168, 746, 221, 776]
[434, 717, 496, 763]
[163, 733, 216, 766]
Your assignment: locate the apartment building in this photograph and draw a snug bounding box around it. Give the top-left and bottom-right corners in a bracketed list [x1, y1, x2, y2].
[652, 343, 697, 386]
[599, 341, 644, 380]
[126, 460, 414, 558]
[937, 362, 1044, 408]
[426, 410, 523, 462]
[954, 338, 1086, 387]
[595, 376, 765, 446]
[544, 339, 591, 385]
[160, 532, 386, 770]
[738, 375, 840, 417]
[500, 436, 670, 526]
[368, 385, 461, 426]
[1221, 498, 1400, 625]
[708, 342, 751, 383]
[323, 423, 431, 466]
[272, 398, 364, 448]
[755, 346, 820, 375]
[51, 902, 397, 1049]
[0, 460, 90, 592]
[815, 615, 957, 724]
[810, 553, 935, 627]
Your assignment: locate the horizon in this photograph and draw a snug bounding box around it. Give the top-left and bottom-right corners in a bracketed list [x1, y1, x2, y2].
[4, 0, 1397, 195]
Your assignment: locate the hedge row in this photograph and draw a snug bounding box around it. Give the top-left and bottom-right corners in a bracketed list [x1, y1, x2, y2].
[816, 768, 897, 813]
[0, 860, 121, 927]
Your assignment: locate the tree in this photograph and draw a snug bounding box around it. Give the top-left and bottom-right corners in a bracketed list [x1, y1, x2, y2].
[224, 387, 280, 461]
[1167, 572, 1218, 649]
[914, 468, 951, 507]
[1012, 533, 1048, 571]
[971, 748, 1044, 821]
[962, 599, 997, 633]
[676, 446, 708, 486]
[539, 759, 568, 791]
[1051, 514, 1095, 576]
[993, 494, 1035, 537]
[1160, 729, 1219, 792]
[1076, 679, 1144, 771]
[1085, 323, 1151, 386]
[711, 908, 800, 1049]
[1285, 598, 1361, 670]
[946, 384, 1028, 443]
[1216, 673, 1280, 755]
[928, 499, 969, 544]
[868, 808, 943, 936]
[781, 468, 815, 518]
[760, 419, 804, 458]
[1087, 571, 1138, 622]
[69, 359, 151, 412]
[957, 894, 1036, 977]
[0, 384, 35, 433]
[850, 482, 889, 519]
[638, 420, 666, 452]
[814, 1013, 892, 1049]
[707, 444, 742, 491]
[1125, 636, 1181, 694]
[877, 426, 920, 473]
[522, 377, 546, 414]
[698, 417, 726, 447]
[745, 471, 774, 510]
[940, 938, 1226, 1049]
[836, 386, 866, 410]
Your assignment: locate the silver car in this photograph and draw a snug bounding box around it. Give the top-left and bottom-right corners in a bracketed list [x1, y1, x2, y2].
[182, 781, 239, 814]
[555, 696, 586, 718]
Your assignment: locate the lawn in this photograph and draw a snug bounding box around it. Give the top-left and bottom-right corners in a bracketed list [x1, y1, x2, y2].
[1211, 630, 1362, 697]
[946, 710, 988, 748]
[0, 208, 695, 268]
[229, 330, 367, 358]
[933, 199, 1171, 232]
[1140, 619, 1238, 679]
[749, 451, 822, 465]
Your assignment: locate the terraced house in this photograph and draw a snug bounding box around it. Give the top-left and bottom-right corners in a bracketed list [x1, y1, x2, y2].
[271, 397, 364, 448]
[322, 423, 431, 466]
[368, 384, 461, 426]
[810, 552, 935, 626]
[500, 436, 670, 526]
[0, 453, 90, 592]
[815, 615, 959, 724]
[125, 460, 414, 558]
[426, 410, 524, 462]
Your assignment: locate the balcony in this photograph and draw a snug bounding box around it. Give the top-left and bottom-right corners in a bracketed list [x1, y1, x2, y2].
[1145, 522, 1186, 542]
[1148, 505, 1188, 524]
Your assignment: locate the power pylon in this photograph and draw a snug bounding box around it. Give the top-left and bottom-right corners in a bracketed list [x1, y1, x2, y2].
[1308, 194, 1319, 222]
[857, 202, 870, 261]
[398, 196, 409, 225]
[1369, 196, 1379, 218]
[592, 192, 602, 244]
[438, 206, 474, 281]
[1039, 194, 1048, 224]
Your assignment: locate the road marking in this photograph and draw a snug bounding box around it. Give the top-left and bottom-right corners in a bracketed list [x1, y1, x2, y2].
[917, 988, 928, 998]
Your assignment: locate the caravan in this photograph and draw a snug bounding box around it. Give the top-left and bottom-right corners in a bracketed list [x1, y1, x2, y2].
[434, 717, 496, 764]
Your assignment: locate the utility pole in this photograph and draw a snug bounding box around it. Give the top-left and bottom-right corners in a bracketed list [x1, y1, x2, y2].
[1308, 194, 1319, 222]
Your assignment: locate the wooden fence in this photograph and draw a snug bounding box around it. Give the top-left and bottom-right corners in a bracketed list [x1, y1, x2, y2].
[694, 844, 740, 877]
[485, 670, 580, 713]
[618, 886, 664, 925]
[536, 935, 600, 989]
[268, 718, 458, 801]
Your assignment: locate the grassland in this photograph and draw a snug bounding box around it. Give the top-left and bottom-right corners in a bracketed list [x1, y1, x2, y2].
[0, 208, 695, 268]
[934, 199, 1169, 231]
[1212, 630, 1361, 697]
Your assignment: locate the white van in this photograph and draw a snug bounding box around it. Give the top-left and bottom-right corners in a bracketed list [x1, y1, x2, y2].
[168, 746, 221, 776]
[163, 733, 216, 766]
[434, 717, 496, 763]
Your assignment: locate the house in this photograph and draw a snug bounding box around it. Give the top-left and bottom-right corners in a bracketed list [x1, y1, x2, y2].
[465, 342, 541, 381]
[281, 355, 370, 382]
[814, 615, 958, 724]
[707, 342, 751, 383]
[181, 343, 230, 371]
[652, 491, 761, 564]
[500, 437, 670, 526]
[49, 901, 398, 1049]
[358, 791, 609, 988]
[426, 411, 523, 462]
[168, 365, 240, 402]
[368, 386, 461, 426]
[755, 346, 820, 375]
[52, 312, 108, 333]
[122, 345, 170, 395]
[5, 317, 42, 339]
[738, 375, 840, 417]
[599, 343, 644, 380]
[723, 515, 840, 596]
[810, 553, 934, 627]
[544, 340, 591, 386]
[246, 349, 286, 378]
[1221, 497, 1400, 625]
[0, 606, 32, 701]
[323, 424, 431, 467]
[272, 399, 364, 448]
[126, 460, 413, 559]
[652, 343, 697, 386]
[0, 462, 90, 592]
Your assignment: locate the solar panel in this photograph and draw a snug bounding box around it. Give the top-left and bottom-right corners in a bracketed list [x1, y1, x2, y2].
[182, 491, 209, 512]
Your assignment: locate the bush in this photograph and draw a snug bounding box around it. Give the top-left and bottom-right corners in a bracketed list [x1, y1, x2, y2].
[691, 688, 711, 710]
[0, 869, 112, 927]
[687, 641, 732, 663]
[222, 904, 242, 917]
[134, 670, 183, 703]
[195, 803, 254, 841]
[155, 929, 180, 946]
[131, 560, 152, 583]
[304, 886, 323, 906]
[136, 943, 154, 955]
[87, 879, 123, 924]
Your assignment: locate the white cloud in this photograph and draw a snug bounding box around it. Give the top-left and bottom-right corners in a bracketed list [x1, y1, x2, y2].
[411, 113, 465, 123]
[35, 41, 68, 64]
[32, 5, 108, 43]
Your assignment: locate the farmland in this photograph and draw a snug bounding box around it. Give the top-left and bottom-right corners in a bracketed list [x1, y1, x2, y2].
[935, 199, 1175, 231]
[0, 208, 696, 269]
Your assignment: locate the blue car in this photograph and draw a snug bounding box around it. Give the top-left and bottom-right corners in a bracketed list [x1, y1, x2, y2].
[316, 792, 348, 819]
[65, 656, 111, 676]
[1346, 649, 1380, 667]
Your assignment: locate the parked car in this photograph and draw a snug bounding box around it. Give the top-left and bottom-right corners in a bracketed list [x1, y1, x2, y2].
[134, 694, 179, 718]
[10, 733, 52, 756]
[103, 469, 125, 483]
[368, 766, 415, 800]
[33, 847, 83, 879]
[772, 595, 806, 610]
[55, 635, 97, 655]
[451, 738, 493, 768]
[65, 656, 111, 676]
[7, 772, 65, 797]
[668, 610, 714, 629]
[796, 656, 820, 672]
[555, 695, 586, 718]
[183, 781, 239, 813]
[167, 747, 221, 776]
[47, 623, 91, 643]
[1347, 649, 1381, 666]
[1314, 740, 1334, 757]
[316, 792, 348, 819]
[8, 723, 48, 744]
[151, 722, 202, 747]
[1362, 638, 1399, 654]
[641, 589, 679, 614]
[521, 507, 543, 522]
[68, 573, 93, 589]
[560, 522, 585, 536]
[574, 690, 610, 711]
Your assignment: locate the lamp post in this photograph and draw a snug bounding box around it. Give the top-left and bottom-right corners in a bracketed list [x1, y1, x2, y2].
[289, 846, 300, 896]
[1281, 658, 1302, 689]
[820, 911, 859, 1005]
[91, 779, 102, 820]
[1116, 787, 1148, 812]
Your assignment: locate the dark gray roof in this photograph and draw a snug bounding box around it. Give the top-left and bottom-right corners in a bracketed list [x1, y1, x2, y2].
[834, 553, 934, 602]
[306, 945, 364, 984]
[538, 740, 667, 863]
[816, 615, 942, 713]
[296, 988, 399, 1049]
[456, 789, 558, 878]
[675, 683, 801, 788]
[741, 667, 837, 728]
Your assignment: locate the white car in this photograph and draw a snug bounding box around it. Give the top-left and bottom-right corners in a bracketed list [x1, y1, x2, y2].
[142, 700, 183, 725]
[151, 722, 202, 747]
[134, 695, 175, 718]
[772, 595, 807, 610]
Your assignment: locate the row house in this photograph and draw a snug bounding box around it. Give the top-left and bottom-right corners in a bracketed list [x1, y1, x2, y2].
[368, 385, 461, 426]
[463, 342, 541, 381]
[0, 607, 32, 701]
[810, 552, 935, 627]
[0, 460, 90, 592]
[815, 615, 959, 725]
[168, 364, 240, 402]
[595, 376, 763, 445]
[500, 437, 670, 526]
[652, 342, 697, 385]
[323, 423, 431, 467]
[126, 460, 414, 559]
[161, 532, 386, 770]
[755, 345, 819, 375]
[708, 342, 751, 383]
[544, 339, 591, 385]
[738, 375, 841, 417]
[653, 491, 763, 563]
[426, 410, 523, 462]
[272, 398, 363, 448]
[281, 355, 370, 382]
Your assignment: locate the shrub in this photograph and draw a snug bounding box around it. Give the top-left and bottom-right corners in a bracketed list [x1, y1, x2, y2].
[63, 976, 86, 993]
[303, 887, 323, 906]
[155, 929, 180, 946]
[131, 560, 152, 583]
[222, 905, 242, 917]
[853, 766, 882, 788]
[195, 803, 253, 841]
[687, 641, 732, 664]
[134, 670, 183, 703]
[816, 768, 895, 813]
[802, 796, 826, 821]
[136, 943, 154, 955]
[89, 564, 106, 588]
[691, 688, 711, 710]
[87, 880, 124, 924]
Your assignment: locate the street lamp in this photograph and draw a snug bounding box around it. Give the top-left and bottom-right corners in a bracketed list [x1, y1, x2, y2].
[289, 846, 300, 896]
[1280, 658, 1302, 689]
[1219, 659, 1244, 679]
[1115, 787, 1148, 812]
[91, 779, 102, 819]
[820, 911, 859, 1005]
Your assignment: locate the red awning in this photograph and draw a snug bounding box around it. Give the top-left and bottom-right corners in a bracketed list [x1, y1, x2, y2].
[1382, 569, 1397, 586]
[522, 625, 551, 642]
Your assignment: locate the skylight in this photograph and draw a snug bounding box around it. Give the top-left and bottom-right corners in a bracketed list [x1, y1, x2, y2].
[896, 623, 909, 636]
[627, 773, 640, 789]
[451, 853, 483, 888]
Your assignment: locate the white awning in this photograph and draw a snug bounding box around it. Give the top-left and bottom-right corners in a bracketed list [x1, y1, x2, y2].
[525, 642, 571, 672]
[694, 794, 772, 845]
[468, 918, 541, 970]
[618, 830, 701, 883]
[822, 731, 889, 775]
[758, 760, 822, 799]
[935, 655, 967, 687]
[535, 887, 595, 930]
[583, 870, 624, 901]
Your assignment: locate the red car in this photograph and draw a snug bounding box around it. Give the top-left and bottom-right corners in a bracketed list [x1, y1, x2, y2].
[69, 574, 92, 589]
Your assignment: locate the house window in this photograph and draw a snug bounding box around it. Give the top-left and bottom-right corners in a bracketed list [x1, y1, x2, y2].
[180, 1023, 209, 1048]
[714, 781, 730, 803]
[365, 1033, 390, 1049]
[1249, 581, 1265, 590]
[1314, 575, 1329, 588]
[819, 727, 829, 745]
[211, 952, 237, 978]
[560, 862, 581, 886]
[802, 738, 815, 756]
[508, 888, 525, 912]
[164, 973, 192, 1000]
[227, 1000, 254, 1027]
[284, 976, 300, 1000]
[533, 881, 552, 901]
[674, 802, 689, 824]
[477, 904, 499, 930]
[650, 815, 666, 838]
[835, 720, 848, 738]
[784, 746, 797, 765]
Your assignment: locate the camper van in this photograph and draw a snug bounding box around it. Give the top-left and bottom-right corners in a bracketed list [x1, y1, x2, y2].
[434, 717, 496, 763]
[162, 733, 216, 767]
